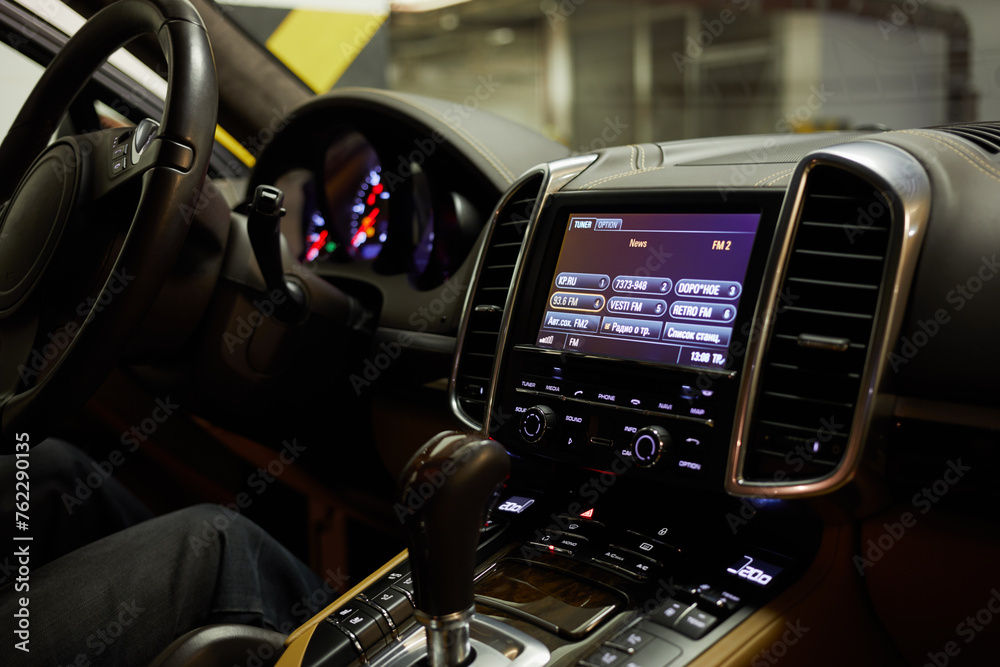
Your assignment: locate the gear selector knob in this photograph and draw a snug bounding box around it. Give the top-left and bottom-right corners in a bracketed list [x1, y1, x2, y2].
[397, 431, 510, 667]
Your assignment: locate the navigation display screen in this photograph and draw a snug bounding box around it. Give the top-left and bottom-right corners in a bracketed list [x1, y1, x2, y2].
[535, 212, 761, 370]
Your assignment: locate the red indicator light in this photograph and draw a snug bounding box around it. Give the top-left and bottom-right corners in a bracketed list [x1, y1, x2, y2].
[580, 508, 595, 519]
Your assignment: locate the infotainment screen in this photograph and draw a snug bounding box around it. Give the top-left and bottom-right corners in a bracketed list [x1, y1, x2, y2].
[535, 212, 761, 370]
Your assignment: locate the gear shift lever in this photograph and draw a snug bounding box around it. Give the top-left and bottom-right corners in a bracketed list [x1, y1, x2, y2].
[397, 432, 510, 667]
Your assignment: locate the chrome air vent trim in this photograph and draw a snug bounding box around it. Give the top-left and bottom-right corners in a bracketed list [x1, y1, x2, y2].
[727, 141, 931, 498]
[449, 154, 597, 432]
[479, 154, 598, 437]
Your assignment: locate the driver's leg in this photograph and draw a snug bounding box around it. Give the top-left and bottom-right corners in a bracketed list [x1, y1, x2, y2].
[0, 504, 327, 666]
[0, 438, 153, 569]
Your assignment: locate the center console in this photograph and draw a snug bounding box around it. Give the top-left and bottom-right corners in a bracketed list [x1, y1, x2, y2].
[280, 172, 830, 667]
[489, 191, 783, 491]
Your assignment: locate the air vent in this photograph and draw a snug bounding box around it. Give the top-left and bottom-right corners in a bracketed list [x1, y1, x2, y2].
[935, 121, 1000, 154]
[743, 166, 894, 484]
[453, 173, 545, 428]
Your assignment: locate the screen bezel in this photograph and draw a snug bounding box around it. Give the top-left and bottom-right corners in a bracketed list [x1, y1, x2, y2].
[502, 189, 785, 379]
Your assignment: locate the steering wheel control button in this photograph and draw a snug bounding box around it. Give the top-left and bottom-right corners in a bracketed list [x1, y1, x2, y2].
[130, 117, 159, 164]
[675, 608, 718, 639]
[520, 405, 556, 444]
[629, 426, 670, 468]
[650, 599, 694, 628]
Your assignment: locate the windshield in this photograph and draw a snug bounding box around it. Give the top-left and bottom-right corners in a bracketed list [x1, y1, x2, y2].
[216, 0, 996, 149]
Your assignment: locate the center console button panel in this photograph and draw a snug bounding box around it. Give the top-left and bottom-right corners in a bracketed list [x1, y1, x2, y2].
[493, 348, 732, 490]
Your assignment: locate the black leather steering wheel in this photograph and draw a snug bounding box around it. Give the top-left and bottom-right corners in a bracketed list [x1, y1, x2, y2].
[0, 0, 217, 448]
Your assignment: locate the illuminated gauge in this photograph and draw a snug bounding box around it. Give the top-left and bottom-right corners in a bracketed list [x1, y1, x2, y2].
[303, 209, 336, 263]
[346, 167, 390, 260]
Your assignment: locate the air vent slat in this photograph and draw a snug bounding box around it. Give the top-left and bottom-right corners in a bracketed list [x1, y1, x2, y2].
[453, 173, 544, 427]
[743, 165, 894, 484]
[936, 122, 1000, 153]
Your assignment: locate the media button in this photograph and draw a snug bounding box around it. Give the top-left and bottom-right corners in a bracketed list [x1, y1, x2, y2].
[540, 380, 565, 395]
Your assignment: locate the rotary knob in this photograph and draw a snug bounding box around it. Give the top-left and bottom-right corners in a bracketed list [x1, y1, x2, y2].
[630, 426, 670, 468]
[520, 405, 556, 444]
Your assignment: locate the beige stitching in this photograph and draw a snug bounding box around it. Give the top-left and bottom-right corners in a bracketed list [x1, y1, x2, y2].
[629, 144, 636, 171]
[897, 129, 1000, 183]
[766, 167, 797, 186]
[753, 166, 795, 187]
[638, 145, 646, 171]
[897, 129, 1000, 185]
[582, 165, 671, 189]
[334, 87, 516, 183]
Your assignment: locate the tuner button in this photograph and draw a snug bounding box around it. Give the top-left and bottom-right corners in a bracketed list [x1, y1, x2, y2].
[520, 406, 556, 444]
[630, 426, 670, 468]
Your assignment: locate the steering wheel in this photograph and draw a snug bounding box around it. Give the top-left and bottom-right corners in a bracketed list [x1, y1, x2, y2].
[0, 0, 217, 449]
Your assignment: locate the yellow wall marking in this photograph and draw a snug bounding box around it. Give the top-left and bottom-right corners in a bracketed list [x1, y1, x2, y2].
[266, 10, 387, 93]
[215, 124, 257, 168]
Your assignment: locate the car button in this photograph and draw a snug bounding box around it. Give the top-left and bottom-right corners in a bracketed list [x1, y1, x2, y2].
[649, 599, 692, 629]
[582, 646, 628, 667]
[608, 627, 656, 653]
[366, 586, 415, 627]
[675, 609, 718, 639]
[333, 605, 388, 652]
[622, 638, 682, 667]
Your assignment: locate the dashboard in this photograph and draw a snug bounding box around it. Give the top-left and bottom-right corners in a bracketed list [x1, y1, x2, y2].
[247, 91, 1000, 666]
[450, 127, 999, 503]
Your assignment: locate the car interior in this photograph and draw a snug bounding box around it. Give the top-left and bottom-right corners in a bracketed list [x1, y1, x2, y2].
[2, 0, 1000, 666]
